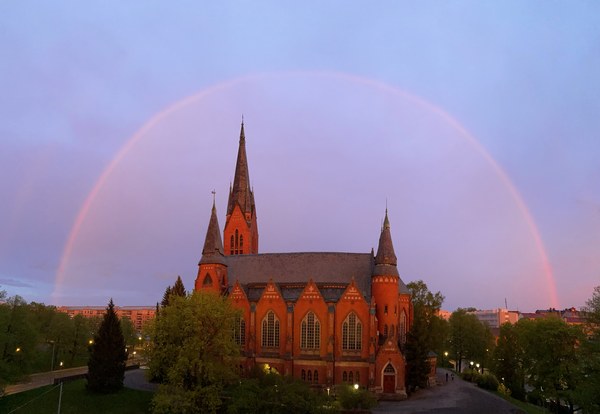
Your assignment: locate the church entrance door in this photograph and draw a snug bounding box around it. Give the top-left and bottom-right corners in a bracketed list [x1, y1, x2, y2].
[383, 363, 395, 393]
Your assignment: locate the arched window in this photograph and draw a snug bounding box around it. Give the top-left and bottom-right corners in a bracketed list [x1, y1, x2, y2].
[356, 371, 360, 383]
[383, 324, 388, 337]
[348, 371, 354, 383]
[230, 235, 234, 255]
[203, 274, 213, 286]
[384, 363, 395, 373]
[313, 370, 318, 383]
[342, 312, 362, 350]
[234, 229, 239, 254]
[399, 310, 407, 345]
[342, 371, 347, 382]
[300, 312, 320, 350]
[239, 235, 244, 253]
[261, 311, 280, 348]
[390, 324, 395, 338]
[301, 369, 306, 381]
[307, 370, 312, 382]
[233, 316, 245, 346]
[384, 305, 388, 315]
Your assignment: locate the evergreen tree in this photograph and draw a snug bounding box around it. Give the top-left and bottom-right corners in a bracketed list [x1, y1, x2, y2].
[171, 276, 186, 297]
[160, 286, 172, 308]
[87, 298, 127, 393]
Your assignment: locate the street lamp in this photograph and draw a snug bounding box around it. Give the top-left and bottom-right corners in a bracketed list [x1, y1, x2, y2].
[476, 363, 480, 373]
[15, 347, 21, 353]
[354, 383, 359, 390]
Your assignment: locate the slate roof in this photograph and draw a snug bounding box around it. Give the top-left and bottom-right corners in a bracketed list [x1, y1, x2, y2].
[226, 252, 374, 299]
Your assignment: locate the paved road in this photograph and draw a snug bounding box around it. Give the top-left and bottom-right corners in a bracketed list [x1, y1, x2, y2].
[124, 368, 158, 392]
[372, 369, 524, 414]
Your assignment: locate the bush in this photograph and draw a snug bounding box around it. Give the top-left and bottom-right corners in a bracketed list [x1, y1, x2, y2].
[497, 382, 511, 397]
[336, 385, 377, 411]
[461, 369, 480, 383]
[475, 373, 499, 391]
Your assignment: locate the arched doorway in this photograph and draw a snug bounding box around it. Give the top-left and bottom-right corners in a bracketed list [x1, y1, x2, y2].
[383, 363, 395, 393]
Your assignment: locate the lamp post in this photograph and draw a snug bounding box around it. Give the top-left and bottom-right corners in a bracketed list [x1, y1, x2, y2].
[49, 340, 56, 371]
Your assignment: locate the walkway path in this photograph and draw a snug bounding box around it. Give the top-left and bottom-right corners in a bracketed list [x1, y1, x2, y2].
[3, 363, 152, 396]
[372, 369, 524, 414]
[4, 366, 88, 396]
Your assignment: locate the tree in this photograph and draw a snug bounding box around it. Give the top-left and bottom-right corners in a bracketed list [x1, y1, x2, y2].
[405, 280, 446, 391]
[575, 286, 600, 413]
[148, 291, 240, 414]
[160, 276, 187, 308]
[171, 276, 187, 297]
[448, 309, 487, 373]
[492, 322, 525, 399]
[87, 299, 127, 393]
[519, 316, 583, 412]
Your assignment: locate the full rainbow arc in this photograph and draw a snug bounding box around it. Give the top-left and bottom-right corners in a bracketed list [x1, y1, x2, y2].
[53, 71, 559, 308]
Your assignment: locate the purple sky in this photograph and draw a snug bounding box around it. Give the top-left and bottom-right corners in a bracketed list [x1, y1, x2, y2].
[1, 2, 599, 311]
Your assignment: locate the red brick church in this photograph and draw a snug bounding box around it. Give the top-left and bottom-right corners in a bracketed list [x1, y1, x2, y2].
[194, 122, 413, 397]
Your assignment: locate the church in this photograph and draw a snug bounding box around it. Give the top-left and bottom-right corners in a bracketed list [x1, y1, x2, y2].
[194, 122, 413, 397]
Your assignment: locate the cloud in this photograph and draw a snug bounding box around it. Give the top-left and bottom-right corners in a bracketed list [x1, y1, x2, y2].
[0, 277, 33, 288]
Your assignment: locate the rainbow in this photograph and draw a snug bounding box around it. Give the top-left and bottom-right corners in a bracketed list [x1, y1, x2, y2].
[53, 71, 559, 307]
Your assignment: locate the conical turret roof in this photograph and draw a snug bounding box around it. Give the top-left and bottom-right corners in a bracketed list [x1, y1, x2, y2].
[373, 209, 399, 276]
[200, 200, 226, 265]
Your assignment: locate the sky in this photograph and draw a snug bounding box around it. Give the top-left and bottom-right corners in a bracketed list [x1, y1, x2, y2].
[1, 2, 599, 311]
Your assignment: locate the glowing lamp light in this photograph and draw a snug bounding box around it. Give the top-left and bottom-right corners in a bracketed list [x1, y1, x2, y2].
[16, 347, 21, 352]
[59, 361, 63, 367]
[354, 383, 359, 390]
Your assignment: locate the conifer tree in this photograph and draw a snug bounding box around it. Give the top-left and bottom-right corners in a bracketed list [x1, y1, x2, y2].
[171, 275, 186, 297]
[160, 276, 187, 308]
[87, 298, 127, 393]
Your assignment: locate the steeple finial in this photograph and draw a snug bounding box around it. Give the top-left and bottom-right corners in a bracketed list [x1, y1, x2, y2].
[211, 189, 216, 206]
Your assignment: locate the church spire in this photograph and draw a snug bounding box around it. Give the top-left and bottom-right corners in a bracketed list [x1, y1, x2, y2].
[200, 198, 225, 265]
[374, 208, 398, 276]
[227, 119, 255, 216]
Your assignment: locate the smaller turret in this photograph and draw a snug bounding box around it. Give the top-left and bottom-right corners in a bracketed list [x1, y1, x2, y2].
[195, 198, 228, 293]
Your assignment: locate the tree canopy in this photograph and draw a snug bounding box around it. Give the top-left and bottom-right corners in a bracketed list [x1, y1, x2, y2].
[405, 280, 446, 392]
[148, 291, 240, 414]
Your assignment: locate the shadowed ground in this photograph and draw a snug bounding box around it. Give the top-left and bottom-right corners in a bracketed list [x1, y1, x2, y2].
[372, 369, 524, 414]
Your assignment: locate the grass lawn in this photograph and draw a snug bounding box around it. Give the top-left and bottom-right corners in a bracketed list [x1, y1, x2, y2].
[0, 380, 153, 414]
[492, 392, 546, 414]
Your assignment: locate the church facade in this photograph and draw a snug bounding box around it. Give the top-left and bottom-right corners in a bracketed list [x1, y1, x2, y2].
[194, 123, 413, 396]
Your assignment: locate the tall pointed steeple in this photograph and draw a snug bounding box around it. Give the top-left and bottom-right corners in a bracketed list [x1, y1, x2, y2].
[374, 209, 399, 276]
[227, 120, 255, 216]
[224, 120, 259, 255]
[199, 199, 225, 265]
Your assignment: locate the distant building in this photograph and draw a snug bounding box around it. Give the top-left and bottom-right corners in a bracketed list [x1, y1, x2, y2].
[57, 305, 155, 332]
[470, 308, 520, 329]
[193, 122, 418, 397]
[521, 307, 586, 328]
[437, 309, 452, 320]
